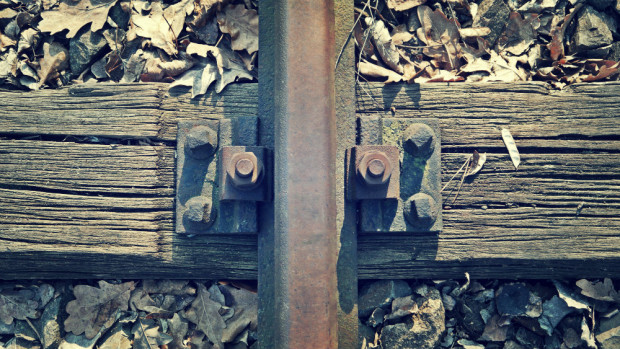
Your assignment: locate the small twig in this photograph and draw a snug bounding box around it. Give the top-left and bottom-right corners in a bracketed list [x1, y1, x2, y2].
[138, 318, 155, 349]
[441, 154, 470, 192]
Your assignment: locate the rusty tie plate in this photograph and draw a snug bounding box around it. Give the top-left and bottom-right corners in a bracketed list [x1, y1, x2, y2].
[268, 0, 338, 347]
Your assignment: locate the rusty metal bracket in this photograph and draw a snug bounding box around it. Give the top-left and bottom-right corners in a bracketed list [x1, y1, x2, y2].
[176, 117, 266, 235]
[357, 117, 442, 233]
[346, 145, 400, 200]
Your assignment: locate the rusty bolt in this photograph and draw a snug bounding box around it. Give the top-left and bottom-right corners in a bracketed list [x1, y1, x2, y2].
[357, 151, 392, 186]
[227, 152, 264, 191]
[185, 125, 218, 159]
[402, 123, 435, 157]
[404, 193, 439, 227]
[183, 196, 216, 228]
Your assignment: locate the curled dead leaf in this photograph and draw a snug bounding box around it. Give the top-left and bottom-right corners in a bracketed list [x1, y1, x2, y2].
[358, 61, 403, 83]
[364, 17, 403, 74]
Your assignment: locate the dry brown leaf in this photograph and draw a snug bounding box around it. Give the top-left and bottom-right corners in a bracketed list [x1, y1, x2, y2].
[391, 25, 414, 46]
[39, 0, 116, 38]
[182, 283, 225, 349]
[416, 69, 464, 82]
[580, 62, 619, 82]
[221, 285, 257, 343]
[132, 319, 173, 349]
[64, 281, 135, 339]
[37, 41, 68, 87]
[576, 278, 620, 303]
[358, 60, 402, 83]
[217, 4, 258, 54]
[417, 5, 461, 70]
[387, 0, 427, 12]
[364, 17, 403, 74]
[501, 128, 520, 170]
[498, 12, 540, 56]
[465, 150, 486, 177]
[0, 288, 39, 325]
[131, 0, 194, 55]
[0, 32, 15, 50]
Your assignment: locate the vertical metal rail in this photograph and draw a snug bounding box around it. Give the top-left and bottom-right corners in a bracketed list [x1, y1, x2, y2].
[259, 0, 338, 347]
[272, 0, 338, 347]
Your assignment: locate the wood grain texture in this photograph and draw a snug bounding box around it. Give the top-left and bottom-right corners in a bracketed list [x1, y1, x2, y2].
[0, 82, 618, 279]
[357, 81, 620, 151]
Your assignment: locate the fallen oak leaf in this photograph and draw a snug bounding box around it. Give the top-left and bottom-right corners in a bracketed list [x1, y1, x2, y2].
[497, 12, 540, 56]
[358, 60, 402, 83]
[364, 17, 403, 74]
[39, 0, 117, 38]
[37, 41, 68, 88]
[131, 0, 194, 56]
[182, 283, 225, 349]
[501, 128, 520, 170]
[576, 278, 620, 303]
[417, 5, 461, 71]
[221, 285, 257, 343]
[64, 281, 135, 339]
[217, 4, 258, 54]
[0, 288, 39, 325]
[580, 62, 619, 82]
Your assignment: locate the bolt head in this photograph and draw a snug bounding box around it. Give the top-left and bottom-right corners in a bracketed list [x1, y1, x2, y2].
[185, 126, 218, 159]
[183, 196, 216, 228]
[404, 193, 439, 227]
[402, 124, 435, 157]
[235, 158, 254, 178]
[358, 151, 392, 186]
[227, 152, 263, 191]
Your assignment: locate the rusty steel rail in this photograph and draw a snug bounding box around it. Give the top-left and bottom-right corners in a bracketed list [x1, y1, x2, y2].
[259, 0, 338, 347]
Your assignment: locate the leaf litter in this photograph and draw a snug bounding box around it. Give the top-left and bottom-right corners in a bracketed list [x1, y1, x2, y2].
[0, 280, 259, 349]
[0, 0, 258, 97]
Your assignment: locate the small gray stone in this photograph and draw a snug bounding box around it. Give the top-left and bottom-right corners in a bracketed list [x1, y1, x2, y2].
[496, 283, 530, 317]
[616, 0, 620, 15]
[569, 6, 613, 55]
[504, 340, 527, 349]
[458, 296, 487, 338]
[69, 29, 107, 76]
[36, 296, 62, 349]
[367, 307, 385, 327]
[473, 0, 510, 46]
[515, 326, 543, 348]
[538, 295, 574, 336]
[358, 280, 412, 318]
[379, 288, 445, 349]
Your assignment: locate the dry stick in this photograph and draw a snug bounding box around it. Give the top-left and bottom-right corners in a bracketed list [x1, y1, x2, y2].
[452, 159, 469, 205]
[441, 155, 470, 192]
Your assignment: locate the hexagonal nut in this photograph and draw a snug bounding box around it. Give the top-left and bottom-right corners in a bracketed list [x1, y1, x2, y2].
[183, 196, 216, 228]
[185, 126, 218, 159]
[226, 152, 264, 191]
[404, 193, 439, 227]
[402, 123, 435, 157]
[357, 151, 392, 186]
